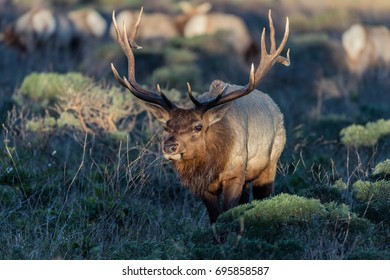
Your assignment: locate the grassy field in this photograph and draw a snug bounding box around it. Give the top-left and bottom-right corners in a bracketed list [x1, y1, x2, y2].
[0, 0, 389, 259]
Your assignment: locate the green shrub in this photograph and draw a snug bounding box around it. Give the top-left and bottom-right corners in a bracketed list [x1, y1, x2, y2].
[373, 159, 390, 176]
[340, 119, 390, 148]
[219, 194, 328, 225]
[174, 194, 373, 259]
[26, 117, 57, 132]
[353, 180, 390, 224]
[15, 72, 91, 111]
[353, 180, 390, 202]
[15, 72, 146, 138]
[53, 83, 144, 137]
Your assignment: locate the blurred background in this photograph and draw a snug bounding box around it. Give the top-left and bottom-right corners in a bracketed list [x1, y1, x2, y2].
[0, 0, 389, 259]
[1, 0, 390, 129]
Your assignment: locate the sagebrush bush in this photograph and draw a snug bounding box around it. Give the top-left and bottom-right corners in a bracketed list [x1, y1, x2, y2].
[15, 72, 147, 138]
[167, 194, 373, 259]
[373, 159, 390, 176]
[353, 180, 390, 201]
[14, 72, 91, 111]
[353, 180, 390, 224]
[340, 119, 390, 148]
[219, 194, 328, 224]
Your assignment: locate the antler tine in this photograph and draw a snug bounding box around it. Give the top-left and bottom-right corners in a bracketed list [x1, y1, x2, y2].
[129, 7, 143, 50]
[255, 10, 290, 86]
[156, 84, 176, 107]
[111, 8, 177, 111]
[111, 62, 130, 89]
[269, 10, 276, 53]
[275, 17, 290, 65]
[187, 82, 202, 108]
[260, 27, 267, 63]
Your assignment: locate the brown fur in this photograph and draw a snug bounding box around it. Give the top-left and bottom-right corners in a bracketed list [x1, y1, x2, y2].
[2, 26, 25, 51]
[172, 116, 234, 196]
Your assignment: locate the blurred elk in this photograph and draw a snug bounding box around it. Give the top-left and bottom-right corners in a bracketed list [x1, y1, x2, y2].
[111, 8, 290, 224]
[68, 8, 107, 40]
[342, 23, 390, 76]
[109, 9, 179, 44]
[1, 7, 57, 52]
[2, 7, 107, 53]
[178, 2, 256, 60]
[175, 1, 213, 34]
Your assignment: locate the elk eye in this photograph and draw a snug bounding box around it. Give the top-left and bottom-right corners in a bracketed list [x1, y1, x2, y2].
[163, 125, 169, 132]
[194, 124, 203, 132]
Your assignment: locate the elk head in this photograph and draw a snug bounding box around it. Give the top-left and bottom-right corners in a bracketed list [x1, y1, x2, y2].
[111, 7, 289, 162]
[175, 2, 212, 34]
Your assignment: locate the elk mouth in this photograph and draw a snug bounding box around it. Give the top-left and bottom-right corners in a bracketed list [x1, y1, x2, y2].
[163, 152, 183, 161]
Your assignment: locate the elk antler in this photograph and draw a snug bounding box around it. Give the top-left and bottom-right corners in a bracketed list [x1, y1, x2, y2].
[111, 8, 177, 111]
[188, 10, 289, 112]
[256, 10, 290, 84]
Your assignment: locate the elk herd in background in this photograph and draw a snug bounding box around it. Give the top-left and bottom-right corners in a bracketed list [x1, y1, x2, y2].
[0, 1, 255, 60]
[2, 1, 389, 75]
[1, 7, 107, 52]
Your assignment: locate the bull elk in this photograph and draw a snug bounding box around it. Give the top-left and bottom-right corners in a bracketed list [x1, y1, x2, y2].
[111, 8, 290, 224]
[342, 23, 390, 76]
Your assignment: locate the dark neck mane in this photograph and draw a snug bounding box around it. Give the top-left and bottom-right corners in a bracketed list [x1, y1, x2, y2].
[172, 118, 233, 196]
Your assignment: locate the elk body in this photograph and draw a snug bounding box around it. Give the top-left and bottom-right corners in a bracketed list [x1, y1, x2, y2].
[109, 10, 179, 44]
[68, 8, 107, 40]
[111, 8, 290, 224]
[178, 2, 255, 59]
[2, 7, 107, 52]
[2, 7, 56, 52]
[342, 23, 390, 76]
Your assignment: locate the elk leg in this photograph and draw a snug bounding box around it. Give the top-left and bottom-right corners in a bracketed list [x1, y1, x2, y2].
[252, 163, 277, 200]
[239, 182, 251, 204]
[222, 180, 245, 212]
[201, 191, 221, 224]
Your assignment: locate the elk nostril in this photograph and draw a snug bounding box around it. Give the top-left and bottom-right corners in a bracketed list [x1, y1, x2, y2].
[170, 143, 178, 153]
[164, 143, 178, 154]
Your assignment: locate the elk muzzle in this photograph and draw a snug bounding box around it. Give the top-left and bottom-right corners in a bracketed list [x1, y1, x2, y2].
[162, 137, 182, 161]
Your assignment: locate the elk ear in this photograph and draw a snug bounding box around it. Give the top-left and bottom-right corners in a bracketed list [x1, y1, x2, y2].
[203, 102, 233, 127]
[144, 102, 171, 123]
[196, 2, 212, 14]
